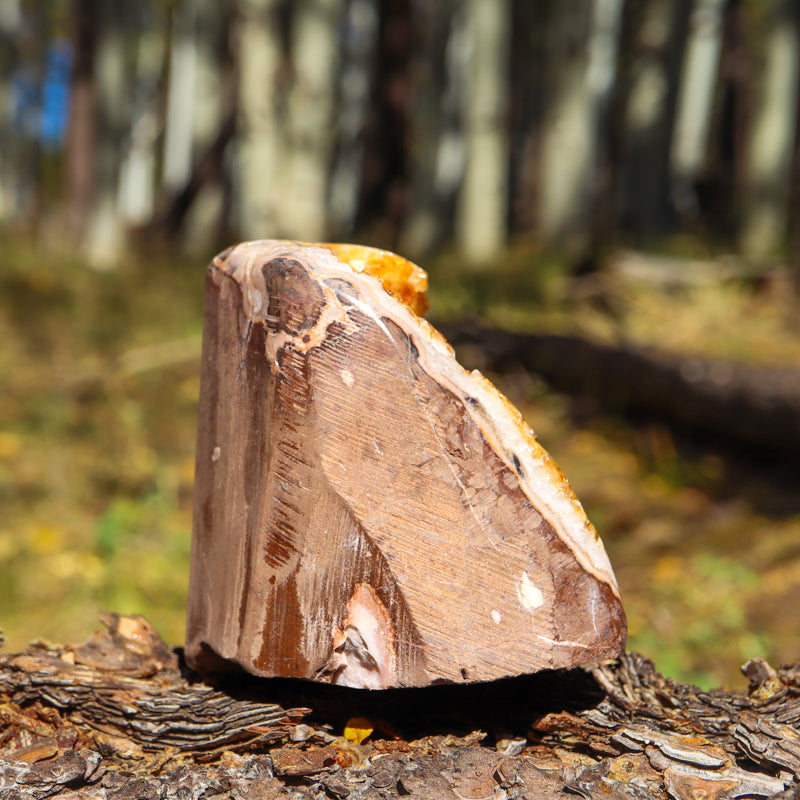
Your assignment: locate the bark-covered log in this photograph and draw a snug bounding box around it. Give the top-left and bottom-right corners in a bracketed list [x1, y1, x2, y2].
[1, 615, 798, 798]
[437, 321, 800, 463]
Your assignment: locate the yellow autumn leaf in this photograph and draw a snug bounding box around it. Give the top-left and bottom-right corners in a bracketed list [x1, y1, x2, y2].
[343, 717, 374, 744]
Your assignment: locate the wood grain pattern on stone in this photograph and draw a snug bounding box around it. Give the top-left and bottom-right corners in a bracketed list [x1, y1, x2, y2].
[184, 240, 626, 688]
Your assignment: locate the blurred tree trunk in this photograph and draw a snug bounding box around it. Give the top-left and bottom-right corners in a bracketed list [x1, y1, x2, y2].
[355, 0, 412, 246]
[535, 0, 623, 257]
[399, 0, 460, 257]
[536, 1, 594, 246]
[118, 3, 163, 228]
[456, 0, 510, 266]
[85, 2, 128, 268]
[278, 0, 343, 240]
[328, 0, 378, 239]
[615, 0, 691, 243]
[0, 0, 22, 221]
[64, 0, 97, 245]
[698, 0, 747, 241]
[669, 0, 725, 224]
[162, 1, 197, 193]
[176, 0, 230, 250]
[236, 0, 287, 240]
[741, 0, 800, 262]
[507, 0, 545, 236]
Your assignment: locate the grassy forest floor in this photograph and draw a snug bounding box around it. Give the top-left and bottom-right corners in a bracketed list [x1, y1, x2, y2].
[1, 239, 799, 690]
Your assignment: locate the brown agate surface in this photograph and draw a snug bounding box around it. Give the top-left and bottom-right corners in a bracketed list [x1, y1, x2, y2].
[185, 241, 626, 688]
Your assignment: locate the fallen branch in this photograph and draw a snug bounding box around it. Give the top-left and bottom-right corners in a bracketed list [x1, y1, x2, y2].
[438, 321, 800, 462]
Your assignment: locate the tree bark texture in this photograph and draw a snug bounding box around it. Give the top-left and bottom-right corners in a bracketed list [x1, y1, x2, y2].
[0, 615, 798, 798]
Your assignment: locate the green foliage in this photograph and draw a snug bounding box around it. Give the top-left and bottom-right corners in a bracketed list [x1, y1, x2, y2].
[0, 241, 201, 648]
[626, 553, 773, 689]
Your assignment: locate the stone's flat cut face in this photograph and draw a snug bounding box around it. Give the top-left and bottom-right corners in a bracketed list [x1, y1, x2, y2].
[185, 240, 627, 688]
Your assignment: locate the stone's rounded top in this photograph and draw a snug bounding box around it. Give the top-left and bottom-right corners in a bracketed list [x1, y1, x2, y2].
[213, 240, 429, 318]
[319, 243, 429, 316]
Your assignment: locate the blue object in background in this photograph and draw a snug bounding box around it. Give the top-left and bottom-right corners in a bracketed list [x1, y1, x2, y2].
[40, 38, 73, 150]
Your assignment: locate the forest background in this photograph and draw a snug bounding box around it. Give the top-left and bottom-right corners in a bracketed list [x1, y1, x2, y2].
[1, 0, 800, 689]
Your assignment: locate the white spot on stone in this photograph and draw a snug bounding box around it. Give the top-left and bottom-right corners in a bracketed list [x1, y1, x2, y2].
[340, 369, 355, 387]
[517, 571, 544, 612]
[211, 446, 221, 462]
[491, 610, 502, 624]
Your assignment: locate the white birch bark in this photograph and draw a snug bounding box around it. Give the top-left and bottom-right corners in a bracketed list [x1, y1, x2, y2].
[741, 0, 800, 260]
[670, 0, 726, 217]
[278, 0, 343, 241]
[236, 0, 285, 240]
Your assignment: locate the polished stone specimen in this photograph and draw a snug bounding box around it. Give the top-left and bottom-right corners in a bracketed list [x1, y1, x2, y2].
[185, 241, 626, 688]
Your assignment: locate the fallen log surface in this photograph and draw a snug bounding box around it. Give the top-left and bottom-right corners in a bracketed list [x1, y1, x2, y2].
[1, 615, 798, 798]
[437, 322, 800, 464]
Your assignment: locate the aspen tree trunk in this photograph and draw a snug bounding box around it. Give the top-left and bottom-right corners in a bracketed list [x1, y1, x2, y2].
[85, 3, 128, 268]
[163, 1, 198, 193]
[670, 0, 726, 221]
[180, 0, 228, 249]
[456, 0, 510, 266]
[278, 0, 344, 241]
[118, 9, 163, 226]
[536, 1, 593, 246]
[741, 0, 800, 261]
[191, 0, 225, 160]
[236, 0, 286, 240]
[536, 0, 624, 251]
[355, 0, 412, 243]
